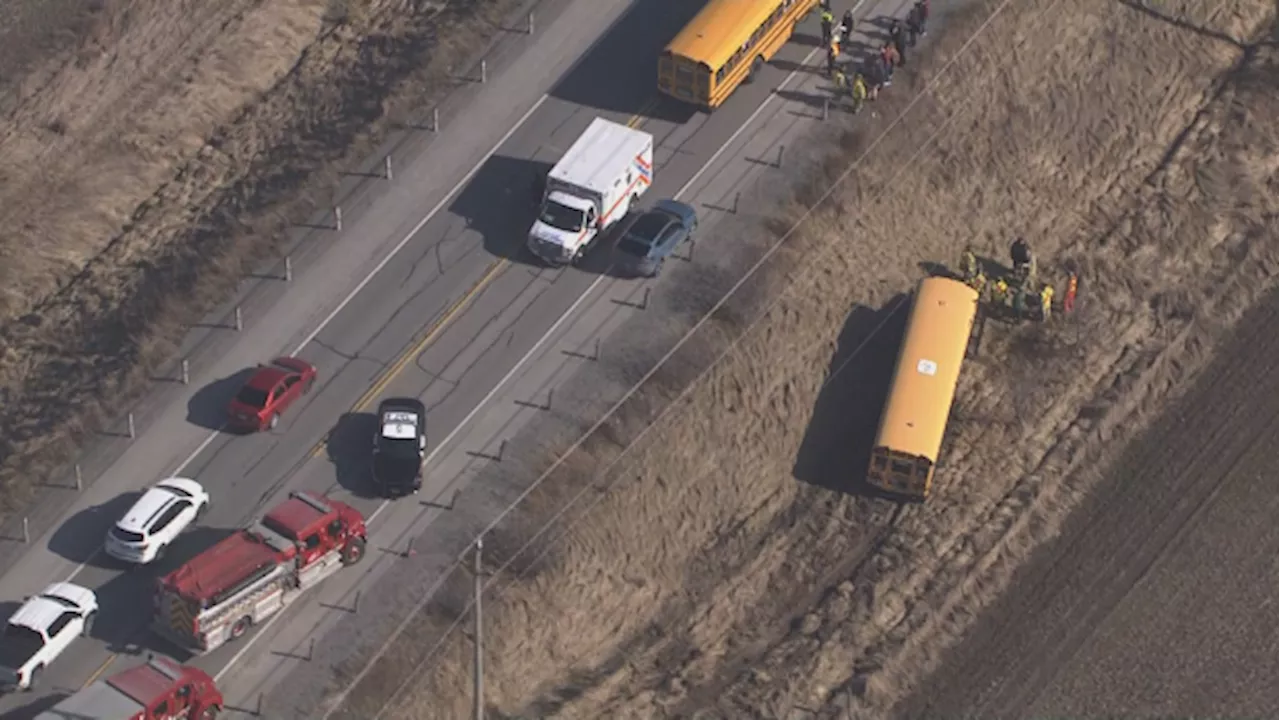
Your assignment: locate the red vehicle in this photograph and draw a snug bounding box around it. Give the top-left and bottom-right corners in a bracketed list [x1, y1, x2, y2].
[225, 356, 317, 432]
[151, 491, 366, 654]
[34, 654, 223, 720]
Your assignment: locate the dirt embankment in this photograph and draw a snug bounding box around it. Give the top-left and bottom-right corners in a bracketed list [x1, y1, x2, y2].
[0, 0, 531, 517]
[353, 0, 1278, 717]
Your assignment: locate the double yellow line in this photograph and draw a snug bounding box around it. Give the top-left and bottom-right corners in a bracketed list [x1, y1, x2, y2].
[304, 99, 657, 460]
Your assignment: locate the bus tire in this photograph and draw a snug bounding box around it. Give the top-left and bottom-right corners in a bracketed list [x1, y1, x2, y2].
[230, 616, 253, 641]
[341, 537, 367, 566]
[747, 55, 764, 83]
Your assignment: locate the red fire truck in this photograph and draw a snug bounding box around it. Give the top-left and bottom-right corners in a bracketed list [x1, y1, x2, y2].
[151, 491, 367, 654]
[35, 654, 223, 720]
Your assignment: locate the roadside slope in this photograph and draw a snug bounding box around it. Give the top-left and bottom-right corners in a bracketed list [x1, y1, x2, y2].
[371, 1, 1277, 719]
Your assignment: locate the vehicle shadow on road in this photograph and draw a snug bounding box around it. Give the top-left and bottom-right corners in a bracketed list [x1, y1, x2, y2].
[88, 526, 236, 658]
[46, 492, 140, 567]
[453, 154, 552, 267]
[792, 294, 909, 495]
[549, 0, 704, 124]
[324, 412, 379, 499]
[0, 691, 71, 720]
[186, 367, 255, 431]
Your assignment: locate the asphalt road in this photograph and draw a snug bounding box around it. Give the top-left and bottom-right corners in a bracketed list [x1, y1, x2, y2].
[0, 0, 912, 715]
[894, 293, 1280, 719]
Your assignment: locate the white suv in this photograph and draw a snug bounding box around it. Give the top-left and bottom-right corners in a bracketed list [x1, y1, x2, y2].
[104, 477, 210, 564]
[0, 582, 98, 692]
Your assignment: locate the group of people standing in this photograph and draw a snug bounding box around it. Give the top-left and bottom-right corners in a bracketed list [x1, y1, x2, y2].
[819, 0, 929, 113]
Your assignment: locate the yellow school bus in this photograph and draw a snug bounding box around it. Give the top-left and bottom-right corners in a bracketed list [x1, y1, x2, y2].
[867, 277, 980, 500]
[658, 0, 819, 110]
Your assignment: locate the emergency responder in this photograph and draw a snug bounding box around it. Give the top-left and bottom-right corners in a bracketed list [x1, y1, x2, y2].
[915, 0, 930, 36]
[992, 277, 1010, 308]
[960, 247, 979, 283]
[827, 37, 840, 76]
[1012, 281, 1027, 317]
[889, 19, 908, 66]
[1040, 284, 1054, 321]
[1010, 236, 1033, 276]
[849, 71, 868, 113]
[841, 9, 856, 39]
[821, 6, 835, 44]
[832, 66, 848, 104]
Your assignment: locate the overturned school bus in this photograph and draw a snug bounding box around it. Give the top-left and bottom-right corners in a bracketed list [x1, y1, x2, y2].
[867, 276, 979, 500]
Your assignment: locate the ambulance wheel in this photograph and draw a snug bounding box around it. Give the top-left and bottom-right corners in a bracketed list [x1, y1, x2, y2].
[268, 413, 280, 430]
[746, 55, 764, 83]
[230, 616, 253, 641]
[83, 610, 97, 637]
[341, 537, 367, 566]
[26, 665, 43, 691]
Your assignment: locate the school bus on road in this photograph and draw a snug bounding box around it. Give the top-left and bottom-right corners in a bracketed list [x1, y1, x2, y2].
[658, 0, 819, 110]
[867, 277, 980, 500]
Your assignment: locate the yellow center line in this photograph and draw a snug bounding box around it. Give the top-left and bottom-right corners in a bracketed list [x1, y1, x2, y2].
[309, 257, 509, 458]
[82, 653, 118, 689]
[306, 94, 657, 461]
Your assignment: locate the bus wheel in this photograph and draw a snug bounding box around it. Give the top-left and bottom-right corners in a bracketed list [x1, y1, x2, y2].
[747, 55, 764, 83]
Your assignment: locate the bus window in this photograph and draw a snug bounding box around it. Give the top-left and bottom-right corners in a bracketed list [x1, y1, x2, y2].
[659, 0, 819, 110]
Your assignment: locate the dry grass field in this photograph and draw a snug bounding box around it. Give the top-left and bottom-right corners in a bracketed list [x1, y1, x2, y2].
[330, 0, 1277, 717]
[0, 0, 528, 516]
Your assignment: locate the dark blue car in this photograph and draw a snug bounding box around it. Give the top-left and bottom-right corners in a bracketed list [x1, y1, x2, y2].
[614, 199, 698, 278]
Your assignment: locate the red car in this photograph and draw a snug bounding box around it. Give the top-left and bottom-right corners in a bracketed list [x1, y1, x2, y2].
[226, 356, 317, 432]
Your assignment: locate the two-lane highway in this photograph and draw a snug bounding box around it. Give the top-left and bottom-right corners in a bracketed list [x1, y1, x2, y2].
[0, 0, 910, 714]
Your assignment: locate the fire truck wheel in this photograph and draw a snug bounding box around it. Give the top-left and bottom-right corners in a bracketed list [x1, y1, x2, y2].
[341, 537, 367, 566]
[200, 706, 222, 720]
[269, 413, 280, 430]
[230, 616, 253, 640]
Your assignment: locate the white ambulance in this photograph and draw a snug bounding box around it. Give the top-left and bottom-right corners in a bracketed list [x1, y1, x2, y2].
[527, 117, 654, 265]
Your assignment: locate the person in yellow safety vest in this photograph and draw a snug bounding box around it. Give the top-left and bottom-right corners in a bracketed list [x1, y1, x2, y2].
[850, 72, 868, 114]
[959, 247, 979, 283]
[992, 277, 1010, 307]
[821, 8, 835, 45]
[832, 67, 848, 100]
[1040, 284, 1054, 321]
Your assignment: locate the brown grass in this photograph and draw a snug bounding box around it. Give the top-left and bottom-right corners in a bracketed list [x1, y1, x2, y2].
[321, 0, 1278, 717]
[0, 0, 532, 516]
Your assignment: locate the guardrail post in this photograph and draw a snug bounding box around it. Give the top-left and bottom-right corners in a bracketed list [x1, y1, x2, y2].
[284, 256, 293, 283]
[687, 237, 697, 262]
[641, 286, 651, 310]
[127, 412, 136, 439]
[234, 306, 243, 332]
[544, 388, 553, 411]
[594, 337, 601, 361]
[308, 638, 316, 661]
[334, 206, 343, 231]
[353, 590, 361, 613]
[480, 60, 487, 84]
[776, 144, 785, 168]
[527, 12, 535, 34]
[432, 108, 440, 133]
[181, 358, 190, 385]
[822, 97, 829, 120]
[384, 154, 393, 181]
[23, 517, 29, 543]
[74, 464, 82, 491]
[257, 693, 264, 716]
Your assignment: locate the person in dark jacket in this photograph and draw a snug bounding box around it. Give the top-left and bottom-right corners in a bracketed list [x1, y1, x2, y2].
[915, 0, 930, 36]
[889, 19, 908, 66]
[906, 4, 923, 46]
